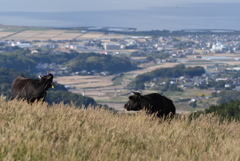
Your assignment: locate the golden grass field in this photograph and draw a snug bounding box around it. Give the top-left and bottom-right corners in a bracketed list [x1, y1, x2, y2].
[0, 29, 130, 41]
[1, 97, 240, 161]
[0, 32, 15, 37]
[0, 28, 130, 41]
[55, 75, 116, 89]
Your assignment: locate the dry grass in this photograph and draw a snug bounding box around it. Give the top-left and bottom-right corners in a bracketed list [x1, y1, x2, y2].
[0, 32, 15, 37]
[28, 30, 67, 40]
[54, 75, 116, 89]
[99, 34, 126, 39]
[78, 32, 104, 39]
[0, 29, 131, 41]
[1, 96, 240, 161]
[6, 31, 43, 40]
[6, 30, 126, 41]
[2, 30, 68, 41]
[51, 33, 83, 40]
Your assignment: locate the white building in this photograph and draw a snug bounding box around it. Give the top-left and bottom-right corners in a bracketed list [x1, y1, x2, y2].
[38, 43, 58, 49]
[69, 44, 86, 50]
[211, 42, 228, 52]
[103, 43, 121, 50]
[12, 42, 33, 48]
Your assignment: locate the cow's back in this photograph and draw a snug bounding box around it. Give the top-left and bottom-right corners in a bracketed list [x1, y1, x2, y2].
[144, 93, 176, 116]
[11, 75, 27, 90]
[10, 75, 33, 100]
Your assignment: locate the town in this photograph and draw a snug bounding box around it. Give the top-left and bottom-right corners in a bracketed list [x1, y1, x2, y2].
[1, 26, 240, 111]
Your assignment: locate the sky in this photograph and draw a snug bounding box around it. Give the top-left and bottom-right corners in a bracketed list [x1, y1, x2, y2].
[0, 0, 240, 12]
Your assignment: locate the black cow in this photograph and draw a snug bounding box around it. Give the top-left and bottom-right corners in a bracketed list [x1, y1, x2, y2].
[124, 91, 176, 119]
[10, 73, 54, 103]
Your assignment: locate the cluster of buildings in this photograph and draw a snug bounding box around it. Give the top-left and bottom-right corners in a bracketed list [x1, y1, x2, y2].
[2, 31, 240, 107]
[147, 69, 240, 104]
[1, 33, 240, 75]
[1, 33, 240, 56]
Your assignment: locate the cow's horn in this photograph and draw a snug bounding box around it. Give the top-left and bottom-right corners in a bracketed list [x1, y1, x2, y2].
[38, 75, 42, 79]
[132, 91, 141, 95]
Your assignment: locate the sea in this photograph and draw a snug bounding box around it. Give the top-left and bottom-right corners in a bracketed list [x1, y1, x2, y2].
[0, 3, 240, 31]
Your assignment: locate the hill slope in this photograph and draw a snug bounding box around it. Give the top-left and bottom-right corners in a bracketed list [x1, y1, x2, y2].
[1, 97, 240, 160]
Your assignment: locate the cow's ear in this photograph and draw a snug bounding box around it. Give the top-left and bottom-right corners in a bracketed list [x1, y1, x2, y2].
[47, 74, 54, 79]
[46, 74, 53, 79]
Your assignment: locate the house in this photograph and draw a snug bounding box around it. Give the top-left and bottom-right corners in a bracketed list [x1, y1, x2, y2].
[211, 42, 228, 52]
[195, 56, 202, 58]
[103, 43, 121, 50]
[69, 44, 86, 50]
[38, 42, 58, 49]
[225, 84, 231, 88]
[12, 42, 33, 48]
[181, 82, 194, 88]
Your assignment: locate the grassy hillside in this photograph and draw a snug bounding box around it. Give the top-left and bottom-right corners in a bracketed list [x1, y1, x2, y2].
[1, 96, 240, 160]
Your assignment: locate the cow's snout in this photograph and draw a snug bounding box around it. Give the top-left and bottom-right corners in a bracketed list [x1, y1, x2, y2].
[124, 103, 130, 110]
[51, 82, 55, 88]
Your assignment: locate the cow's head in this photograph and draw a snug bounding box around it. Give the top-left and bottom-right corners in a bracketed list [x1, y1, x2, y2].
[38, 73, 54, 90]
[124, 91, 143, 111]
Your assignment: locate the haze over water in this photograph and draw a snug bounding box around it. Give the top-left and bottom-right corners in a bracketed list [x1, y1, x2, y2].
[0, 2, 240, 31]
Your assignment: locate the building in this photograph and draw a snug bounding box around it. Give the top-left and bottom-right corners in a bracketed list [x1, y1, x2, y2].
[11, 42, 33, 48]
[38, 42, 58, 49]
[69, 44, 86, 50]
[103, 43, 121, 50]
[211, 42, 228, 52]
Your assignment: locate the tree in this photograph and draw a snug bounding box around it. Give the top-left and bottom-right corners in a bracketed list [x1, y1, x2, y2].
[128, 64, 205, 90]
[68, 53, 137, 74]
[205, 100, 240, 121]
[217, 90, 240, 104]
